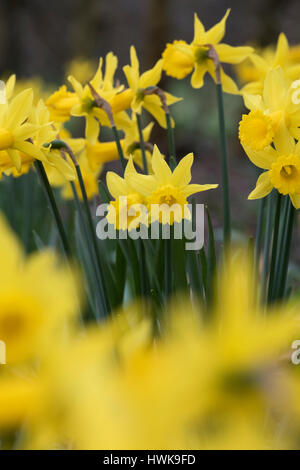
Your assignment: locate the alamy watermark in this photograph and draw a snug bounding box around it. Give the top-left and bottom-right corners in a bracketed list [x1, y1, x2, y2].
[96, 201, 205, 251]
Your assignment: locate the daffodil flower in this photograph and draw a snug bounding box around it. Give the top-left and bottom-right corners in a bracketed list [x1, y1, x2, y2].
[238, 33, 300, 95]
[243, 123, 300, 208]
[239, 67, 300, 150]
[128, 145, 218, 224]
[0, 88, 50, 171]
[68, 52, 130, 142]
[46, 85, 79, 123]
[123, 46, 181, 128]
[162, 9, 253, 94]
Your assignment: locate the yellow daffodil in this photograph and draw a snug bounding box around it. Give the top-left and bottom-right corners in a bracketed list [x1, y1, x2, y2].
[128, 145, 218, 224]
[162, 9, 253, 94]
[237, 33, 300, 95]
[86, 115, 154, 171]
[123, 46, 181, 128]
[68, 52, 130, 142]
[0, 89, 51, 171]
[239, 67, 300, 150]
[242, 123, 300, 208]
[46, 85, 79, 123]
[106, 157, 147, 230]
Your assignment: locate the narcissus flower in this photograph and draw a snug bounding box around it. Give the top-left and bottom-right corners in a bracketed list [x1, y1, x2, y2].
[128, 145, 218, 224]
[237, 33, 300, 95]
[0, 89, 51, 171]
[162, 9, 253, 94]
[243, 123, 300, 208]
[239, 67, 300, 150]
[68, 52, 130, 142]
[123, 46, 181, 128]
[106, 157, 147, 230]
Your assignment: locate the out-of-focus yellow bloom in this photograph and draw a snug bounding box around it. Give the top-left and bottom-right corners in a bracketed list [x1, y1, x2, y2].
[128, 145, 218, 224]
[106, 157, 147, 230]
[242, 122, 300, 208]
[236, 34, 300, 95]
[0, 88, 50, 171]
[0, 215, 80, 365]
[46, 85, 79, 123]
[86, 116, 154, 171]
[123, 46, 181, 128]
[162, 9, 253, 94]
[239, 67, 300, 150]
[65, 58, 97, 84]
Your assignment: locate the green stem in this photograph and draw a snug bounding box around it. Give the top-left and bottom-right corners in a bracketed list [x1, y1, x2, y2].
[75, 163, 111, 316]
[254, 197, 266, 274]
[111, 125, 126, 174]
[166, 112, 176, 165]
[276, 199, 295, 300]
[136, 114, 148, 174]
[164, 226, 173, 300]
[216, 83, 231, 246]
[70, 182, 106, 320]
[261, 192, 274, 303]
[267, 192, 282, 303]
[34, 160, 71, 259]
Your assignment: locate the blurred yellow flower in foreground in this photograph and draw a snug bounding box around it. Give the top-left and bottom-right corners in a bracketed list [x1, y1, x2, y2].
[162, 9, 253, 94]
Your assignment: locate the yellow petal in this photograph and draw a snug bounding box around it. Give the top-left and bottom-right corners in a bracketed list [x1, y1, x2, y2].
[216, 44, 254, 64]
[273, 119, 295, 155]
[191, 64, 207, 89]
[127, 173, 156, 196]
[106, 172, 129, 198]
[193, 13, 206, 43]
[242, 144, 276, 170]
[130, 45, 139, 73]
[7, 148, 21, 171]
[90, 58, 103, 89]
[290, 193, 300, 209]
[142, 121, 154, 142]
[104, 52, 118, 85]
[263, 67, 286, 111]
[151, 144, 172, 183]
[123, 65, 139, 92]
[47, 152, 76, 181]
[5, 74, 16, 101]
[248, 172, 273, 199]
[274, 33, 289, 67]
[14, 141, 47, 162]
[203, 9, 230, 45]
[171, 153, 194, 186]
[143, 98, 167, 128]
[85, 115, 99, 144]
[183, 183, 218, 198]
[139, 59, 163, 89]
[242, 93, 263, 111]
[6, 89, 33, 129]
[68, 75, 83, 97]
[124, 156, 137, 178]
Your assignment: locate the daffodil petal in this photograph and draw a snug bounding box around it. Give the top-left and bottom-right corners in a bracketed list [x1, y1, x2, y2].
[290, 193, 300, 209]
[183, 183, 218, 198]
[143, 99, 167, 128]
[171, 153, 194, 186]
[193, 13, 206, 43]
[127, 173, 156, 196]
[263, 67, 286, 111]
[107, 172, 130, 199]
[242, 144, 276, 170]
[85, 116, 99, 144]
[14, 141, 46, 162]
[203, 9, 230, 45]
[139, 59, 163, 89]
[216, 44, 254, 64]
[5, 89, 33, 129]
[7, 148, 22, 171]
[151, 144, 172, 183]
[191, 64, 207, 89]
[248, 172, 273, 200]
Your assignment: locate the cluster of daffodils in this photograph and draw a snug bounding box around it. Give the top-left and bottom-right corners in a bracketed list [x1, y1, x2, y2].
[0, 9, 300, 450]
